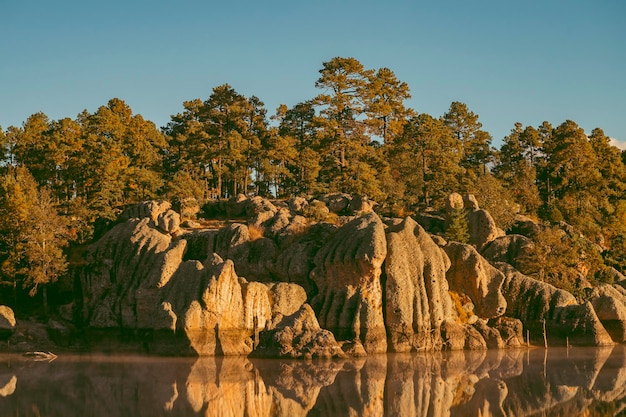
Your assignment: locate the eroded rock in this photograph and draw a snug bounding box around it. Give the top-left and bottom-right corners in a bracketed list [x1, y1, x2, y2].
[497, 263, 614, 346]
[445, 242, 507, 319]
[311, 212, 388, 353]
[384, 217, 457, 351]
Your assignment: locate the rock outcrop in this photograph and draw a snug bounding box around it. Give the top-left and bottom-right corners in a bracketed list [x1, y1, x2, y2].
[0, 306, 16, 340]
[310, 212, 388, 354]
[254, 304, 345, 359]
[77, 201, 341, 357]
[481, 234, 533, 270]
[444, 242, 507, 319]
[497, 262, 614, 346]
[384, 217, 457, 351]
[587, 284, 626, 343]
[69, 196, 625, 357]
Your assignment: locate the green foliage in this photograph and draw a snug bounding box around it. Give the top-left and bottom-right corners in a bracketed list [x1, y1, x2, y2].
[517, 224, 604, 297]
[0, 167, 68, 307]
[470, 174, 518, 231]
[445, 207, 469, 244]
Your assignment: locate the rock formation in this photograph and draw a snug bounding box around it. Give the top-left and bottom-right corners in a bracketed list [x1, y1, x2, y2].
[0, 306, 15, 340]
[480, 234, 533, 270]
[384, 217, 457, 351]
[444, 242, 507, 319]
[77, 201, 341, 357]
[497, 262, 614, 346]
[310, 212, 388, 354]
[587, 284, 626, 343]
[67, 195, 626, 356]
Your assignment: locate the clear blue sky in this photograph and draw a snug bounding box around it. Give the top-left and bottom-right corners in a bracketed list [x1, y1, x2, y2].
[1, 0, 625, 147]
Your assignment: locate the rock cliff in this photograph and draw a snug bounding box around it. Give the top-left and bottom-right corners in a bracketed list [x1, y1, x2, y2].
[62, 195, 626, 356]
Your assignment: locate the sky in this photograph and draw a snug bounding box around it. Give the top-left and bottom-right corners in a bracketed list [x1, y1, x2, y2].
[1, 0, 625, 148]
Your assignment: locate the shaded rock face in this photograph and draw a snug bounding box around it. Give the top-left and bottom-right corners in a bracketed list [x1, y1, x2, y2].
[588, 284, 626, 343]
[497, 263, 614, 346]
[481, 234, 533, 270]
[311, 212, 388, 354]
[0, 306, 16, 340]
[181, 223, 277, 281]
[467, 207, 505, 251]
[473, 317, 524, 349]
[509, 214, 542, 238]
[384, 217, 456, 352]
[444, 242, 507, 319]
[254, 304, 345, 359]
[270, 223, 337, 296]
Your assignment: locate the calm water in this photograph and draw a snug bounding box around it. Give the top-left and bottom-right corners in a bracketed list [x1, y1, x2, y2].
[1, 346, 625, 417]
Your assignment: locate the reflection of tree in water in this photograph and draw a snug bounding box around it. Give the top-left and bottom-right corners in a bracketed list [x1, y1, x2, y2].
[0, 346, 626, 416]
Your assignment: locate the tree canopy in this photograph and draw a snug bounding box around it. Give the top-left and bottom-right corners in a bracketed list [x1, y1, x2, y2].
[1, 56, 625, 306]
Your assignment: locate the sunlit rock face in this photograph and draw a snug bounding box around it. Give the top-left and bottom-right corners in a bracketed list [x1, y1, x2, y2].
[310, 212, 388, 354]
[0, 306, 16, 340]
[444, 242, 507, 319]
[384, 217, 456, 352]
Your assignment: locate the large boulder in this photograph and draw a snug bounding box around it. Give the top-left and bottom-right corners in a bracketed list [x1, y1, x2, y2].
[161, 258, 251, 356]
[444, 242, 507, 319]
[587, 284, 626, 343]
[497, 263, 614, 346]
[445, 193, 504, 250]
[0, 306, 16, 340]
[466, 206, 505, 250]
[310, 212, 388, 354]
[480, 234, 533, 270]
[384, 217, 458, 352]
[253, 304, 345, 359]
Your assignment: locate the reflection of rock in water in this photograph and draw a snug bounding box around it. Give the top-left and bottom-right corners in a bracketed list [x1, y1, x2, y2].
[0, 374, 16, 397]
[311, 355, 386, 417]
[591, 345, 626, 414]
[2, 347, 626, 416]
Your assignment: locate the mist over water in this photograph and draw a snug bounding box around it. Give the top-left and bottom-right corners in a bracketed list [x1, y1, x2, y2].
[1, 346, 625, 416]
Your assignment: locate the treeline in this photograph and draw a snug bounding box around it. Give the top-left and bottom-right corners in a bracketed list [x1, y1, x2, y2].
[1, 56, 626, 303]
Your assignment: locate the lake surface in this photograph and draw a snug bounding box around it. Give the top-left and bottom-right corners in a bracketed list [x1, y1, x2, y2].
[1, 346, 625, 416]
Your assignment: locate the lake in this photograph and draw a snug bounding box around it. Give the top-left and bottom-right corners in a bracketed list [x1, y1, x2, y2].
[1, 345, 625, 416]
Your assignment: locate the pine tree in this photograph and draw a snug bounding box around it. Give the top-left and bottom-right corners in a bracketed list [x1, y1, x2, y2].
[445, 206, 469, 244]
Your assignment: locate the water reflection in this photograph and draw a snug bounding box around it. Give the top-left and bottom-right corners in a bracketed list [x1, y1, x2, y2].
[1, 346, 625, 416]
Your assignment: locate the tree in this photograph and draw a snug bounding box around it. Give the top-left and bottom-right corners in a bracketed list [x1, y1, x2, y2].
[493, 122, 541, 215]
[389, 113, 462, 209]
[362, 67, 412, 143]
[275, 101, 322, 195]
[445, 206, 469, 244]
[443, 102, 493, 181]
[541, 120, 601, 235]
[166, 85, 269, 199]
[0, 167, 68, 311]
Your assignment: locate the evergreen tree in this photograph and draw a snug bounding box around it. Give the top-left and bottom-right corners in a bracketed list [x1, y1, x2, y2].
[389, 113, 462, 209]
[445, 206, 469, 244]
[493, 122, 541, 215]
[443, 101, 493, 182]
